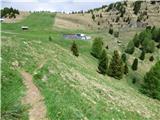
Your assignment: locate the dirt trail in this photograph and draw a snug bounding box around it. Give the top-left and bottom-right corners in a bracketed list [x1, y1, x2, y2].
[21, 71, 48, 120]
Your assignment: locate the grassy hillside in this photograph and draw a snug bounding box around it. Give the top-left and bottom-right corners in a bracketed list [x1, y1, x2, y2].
[1, 12, 160, 120]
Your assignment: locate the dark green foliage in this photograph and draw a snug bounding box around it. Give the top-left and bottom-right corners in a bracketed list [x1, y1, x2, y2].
[151, 27, 160, 42]
[132, 78, 136, 84]
[142, 38, 155, 53]
[142, 61, 160, 100]
[116, 16, 120, 22]
[92, 14, 95, 21]
[108, 50, 124, 79]
[98, 49, 108, 75]
[149, 56, 154, 62]
[124, 63, 129, 75]
[121, 53, 127, 63]
[133, 1, 142, 15]
[49, 36, 52, 41]
[71, 41, 79, 57]
[125, 41, 135, 54]
[91, 37, 103, 58]
[157, 43, 160, 49]
[1, 7, 19, 18]
[132, 58, 138, 71]
[97, 21, 100, 25]
[139, 29, 152, 44]
[133, 34, 140, 48]
[139, 50, 145, 60]
[109, 28, 113, 35]
[100, 13, 103, 18]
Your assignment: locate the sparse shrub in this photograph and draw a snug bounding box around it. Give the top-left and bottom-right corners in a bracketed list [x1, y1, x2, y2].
[125, 41, 135, 54]
[91, 37, 103, 58]
[132, 58, 138, 71]
[98, 49, 108, 75]
[149, 56, 154, 62]
[71, 41, 79, 57]
[108, 50, 124, 79]
[141, 61, 160, 100]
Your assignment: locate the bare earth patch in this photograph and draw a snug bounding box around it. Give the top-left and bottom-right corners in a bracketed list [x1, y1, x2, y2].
[4, 12, 30, 23]
[21, 71, 48, 120]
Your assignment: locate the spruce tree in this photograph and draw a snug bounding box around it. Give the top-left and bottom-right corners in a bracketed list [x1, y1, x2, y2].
[98, 49, 108, 75]
[124, 63, 129, 75]
[91, 37, 103, 58]
[125, 40, 135, 54]
[92, 14, 95, 21]
[108, 50, 124, 79]
[121, 53, 127, 63]
[139, 50, 145, 60]
[133, 34, 140, 48]
[71, 41, 79, 57]
[142, 61, 160, 100]
[132, 58, 138, 71]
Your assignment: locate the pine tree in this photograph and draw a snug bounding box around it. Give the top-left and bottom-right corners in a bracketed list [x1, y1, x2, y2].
[132, 58, 138, 71]
[125, 40, 135, 54]
[124, 63, 129, 75]
[121, 53, 127, 63]
[142, 61, 160, 100]
[139, 50, 145, 60]
[71, 41, 79, 57]
[98, 49, 108, 75]
[91, 37, 103, 58]
[108, 50, 124, 79]
[133, 34, 140, 48]
[92, 14, 95, 21]
[142, 38, 155, 53]
[109, 28, 113, 35]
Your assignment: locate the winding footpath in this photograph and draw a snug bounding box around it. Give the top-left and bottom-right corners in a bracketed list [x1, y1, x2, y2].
[21, 71, 48, 120]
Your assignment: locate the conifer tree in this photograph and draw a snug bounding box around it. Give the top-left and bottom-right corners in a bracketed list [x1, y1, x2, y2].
[142, 61, 160, 100]
[132, 58, 138, 71]
[121, 53, 127, 63]
[139, 50, 145, 60]
[98, 49, 108, 75]
[92, 14, 95, 21]
[108, 50, 124, 79]
[91, 37, 103, 58]
[71, 41, 79, 57]
[125, 40, 135, 54]
[149, 56, 154, 62]
[133, 34, 140, 48]
[124, 63, 129, 75]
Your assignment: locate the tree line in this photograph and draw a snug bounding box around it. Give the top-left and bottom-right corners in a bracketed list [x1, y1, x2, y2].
[68, 26, 160, 100]
[1, 7, 19, 18]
